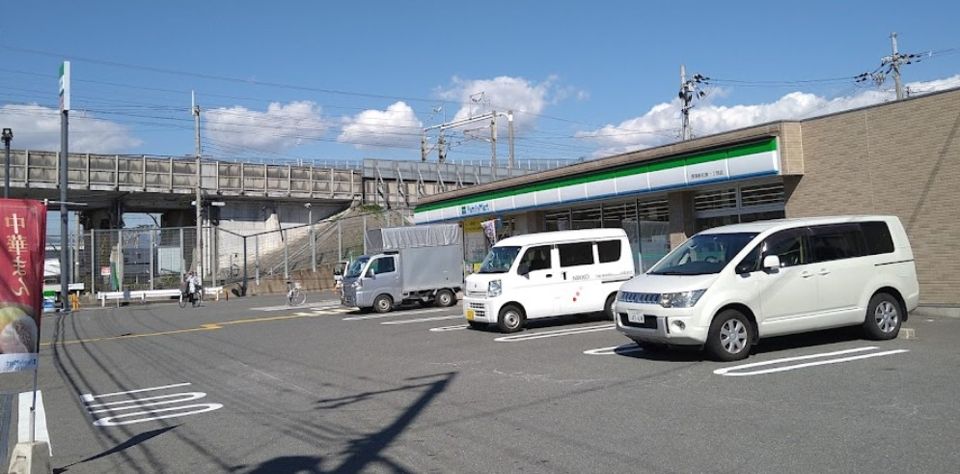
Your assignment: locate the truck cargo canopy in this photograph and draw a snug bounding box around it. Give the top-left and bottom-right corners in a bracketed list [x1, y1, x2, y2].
[365, 224, 461, 254]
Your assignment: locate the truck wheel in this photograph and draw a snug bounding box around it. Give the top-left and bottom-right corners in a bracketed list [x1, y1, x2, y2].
[497, 304, 524, 333]
[373, 294, 393, 314]
[435, 289, 456, 307]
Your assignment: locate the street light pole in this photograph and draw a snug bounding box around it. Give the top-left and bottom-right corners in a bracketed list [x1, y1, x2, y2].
[306, 203, 316, 273]
[2, 128, 12, 198]
[192, 91, 203, 285]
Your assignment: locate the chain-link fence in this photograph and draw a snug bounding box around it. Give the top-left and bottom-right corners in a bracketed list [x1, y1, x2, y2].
[69, 206, 413, 295]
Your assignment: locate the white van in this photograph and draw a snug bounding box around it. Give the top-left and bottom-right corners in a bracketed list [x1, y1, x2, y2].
[464, 229, 635, 332]
[614, 216, 919, 361]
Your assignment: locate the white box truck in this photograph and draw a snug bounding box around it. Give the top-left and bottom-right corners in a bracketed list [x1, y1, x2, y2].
[340, 224, 463, 313]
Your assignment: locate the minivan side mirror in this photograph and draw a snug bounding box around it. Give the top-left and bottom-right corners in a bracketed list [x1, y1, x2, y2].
[365, 268, 375, 278]
[762, 255, 781, 272]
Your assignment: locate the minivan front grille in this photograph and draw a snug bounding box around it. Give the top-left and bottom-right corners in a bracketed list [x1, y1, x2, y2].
[618, 291, 661, 305]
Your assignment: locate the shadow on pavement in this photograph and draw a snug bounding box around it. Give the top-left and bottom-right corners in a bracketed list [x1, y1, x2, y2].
[53, 425, 179, 473]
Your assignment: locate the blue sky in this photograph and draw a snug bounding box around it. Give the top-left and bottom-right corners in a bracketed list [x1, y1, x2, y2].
[1, 0, 958, 167]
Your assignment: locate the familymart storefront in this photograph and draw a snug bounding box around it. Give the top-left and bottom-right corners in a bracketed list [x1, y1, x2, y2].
[415, 136, 790, 274]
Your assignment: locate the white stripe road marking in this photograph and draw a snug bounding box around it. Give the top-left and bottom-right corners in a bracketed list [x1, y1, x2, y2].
[342, 308, 452, 321]
[583, 344, 645, 355]
[494, 324, 616, 342]
[18, 391, 51, 455]
[429, 324, 469, 332]
[714, 346, 910, 376]
[293, 308, 352, 317]
[81, 382, 192, 403]
[382, 315, 463, 325]
[252, 300, 340, 311]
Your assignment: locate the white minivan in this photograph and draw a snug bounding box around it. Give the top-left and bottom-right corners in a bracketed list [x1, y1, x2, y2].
[615, 216, 919, 361]
[464, 229, 635, 332]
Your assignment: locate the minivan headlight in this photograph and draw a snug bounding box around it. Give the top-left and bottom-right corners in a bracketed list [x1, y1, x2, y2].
[659, 289, 706, 308]
[487, 280, 502, 297]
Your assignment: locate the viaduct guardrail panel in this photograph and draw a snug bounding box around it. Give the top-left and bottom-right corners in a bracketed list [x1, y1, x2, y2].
[2, 150, 361, 199]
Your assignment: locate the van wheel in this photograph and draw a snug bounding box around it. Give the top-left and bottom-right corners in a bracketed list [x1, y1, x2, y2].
[435, 289, 456, 307]
[706, 309, 752, 361]
[603, 294, 617, 321]
[373, 294, 393, 314]
[864, 293, 902, 340]
[497, 305, 525, 333]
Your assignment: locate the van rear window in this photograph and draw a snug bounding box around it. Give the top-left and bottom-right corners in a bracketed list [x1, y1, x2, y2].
[861, 221, 895, 255]
[597, 240, 621, 263]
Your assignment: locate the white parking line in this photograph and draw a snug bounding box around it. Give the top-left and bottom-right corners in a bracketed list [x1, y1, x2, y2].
[714, 346, 910, 376]
[17, 391, 51, 455]
[494, 324, 615, 342]
[429, 324, 469, 332]
[583, 344, 645, 355]
[382, 315, 463, 325]
[342, 308, 451, 321]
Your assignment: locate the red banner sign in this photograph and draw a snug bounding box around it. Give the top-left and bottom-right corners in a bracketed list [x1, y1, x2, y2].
[0, 199, 47, 373]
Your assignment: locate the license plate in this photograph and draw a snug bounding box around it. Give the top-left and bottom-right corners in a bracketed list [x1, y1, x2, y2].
[627, 312, 645, 324]
[466, 309, 475, 321]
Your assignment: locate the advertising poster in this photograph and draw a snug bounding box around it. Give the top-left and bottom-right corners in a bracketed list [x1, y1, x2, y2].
[0, 199, 47, 373]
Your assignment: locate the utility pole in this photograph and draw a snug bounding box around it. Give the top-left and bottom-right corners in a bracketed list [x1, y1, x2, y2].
[860, 33, 924, 100]
[678, 65, 709, 141]
[59, 61, 70, 314]
[507, 111, 515, 169]
[437, 132, 446, 163]
[2, 128, 11, 198]
[680, 65, 690, 141]
[890, 33, 904, 100]
[193, 91, 203, 285]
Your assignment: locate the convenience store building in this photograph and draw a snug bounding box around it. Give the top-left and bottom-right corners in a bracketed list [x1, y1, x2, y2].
[414, 87, 960, 309]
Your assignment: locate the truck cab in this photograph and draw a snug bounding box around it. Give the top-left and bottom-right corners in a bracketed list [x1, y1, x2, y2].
[340, 254, 399, 312]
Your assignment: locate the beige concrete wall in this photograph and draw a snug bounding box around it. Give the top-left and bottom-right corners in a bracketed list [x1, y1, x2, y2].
[787, 90, 960, 305]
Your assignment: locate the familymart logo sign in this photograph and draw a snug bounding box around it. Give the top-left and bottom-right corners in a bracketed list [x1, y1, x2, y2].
[460, 202, 491, 216]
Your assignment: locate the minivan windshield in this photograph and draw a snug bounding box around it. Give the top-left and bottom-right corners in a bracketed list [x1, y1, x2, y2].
[344, 256, 370, 278]
[478, 246, 521, 274]
[649, 232, 757, 275]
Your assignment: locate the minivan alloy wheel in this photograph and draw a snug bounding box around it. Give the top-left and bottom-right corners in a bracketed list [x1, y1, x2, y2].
[875, 301, 899, 333]
[720, 319, 748, 354]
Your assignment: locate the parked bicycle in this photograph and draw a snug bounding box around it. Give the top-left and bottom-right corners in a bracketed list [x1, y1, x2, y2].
[287, 280, 306, 306]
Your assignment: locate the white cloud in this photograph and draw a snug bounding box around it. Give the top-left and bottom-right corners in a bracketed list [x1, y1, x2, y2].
[578, 75, 960, 157]
[204, 101, 328, 151]
[0, 104, 141, 153]
[337, 101, 423, 149]
[436, 76, 561, 133]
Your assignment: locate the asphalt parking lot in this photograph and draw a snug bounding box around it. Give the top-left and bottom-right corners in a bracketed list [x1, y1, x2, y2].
[2, 294, 959, 473]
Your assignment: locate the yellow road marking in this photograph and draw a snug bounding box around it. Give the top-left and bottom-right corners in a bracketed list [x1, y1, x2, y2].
[41, 309, 334, 347]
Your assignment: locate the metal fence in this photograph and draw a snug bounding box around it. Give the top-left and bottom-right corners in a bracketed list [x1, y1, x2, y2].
[68, 207, 413, 295]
